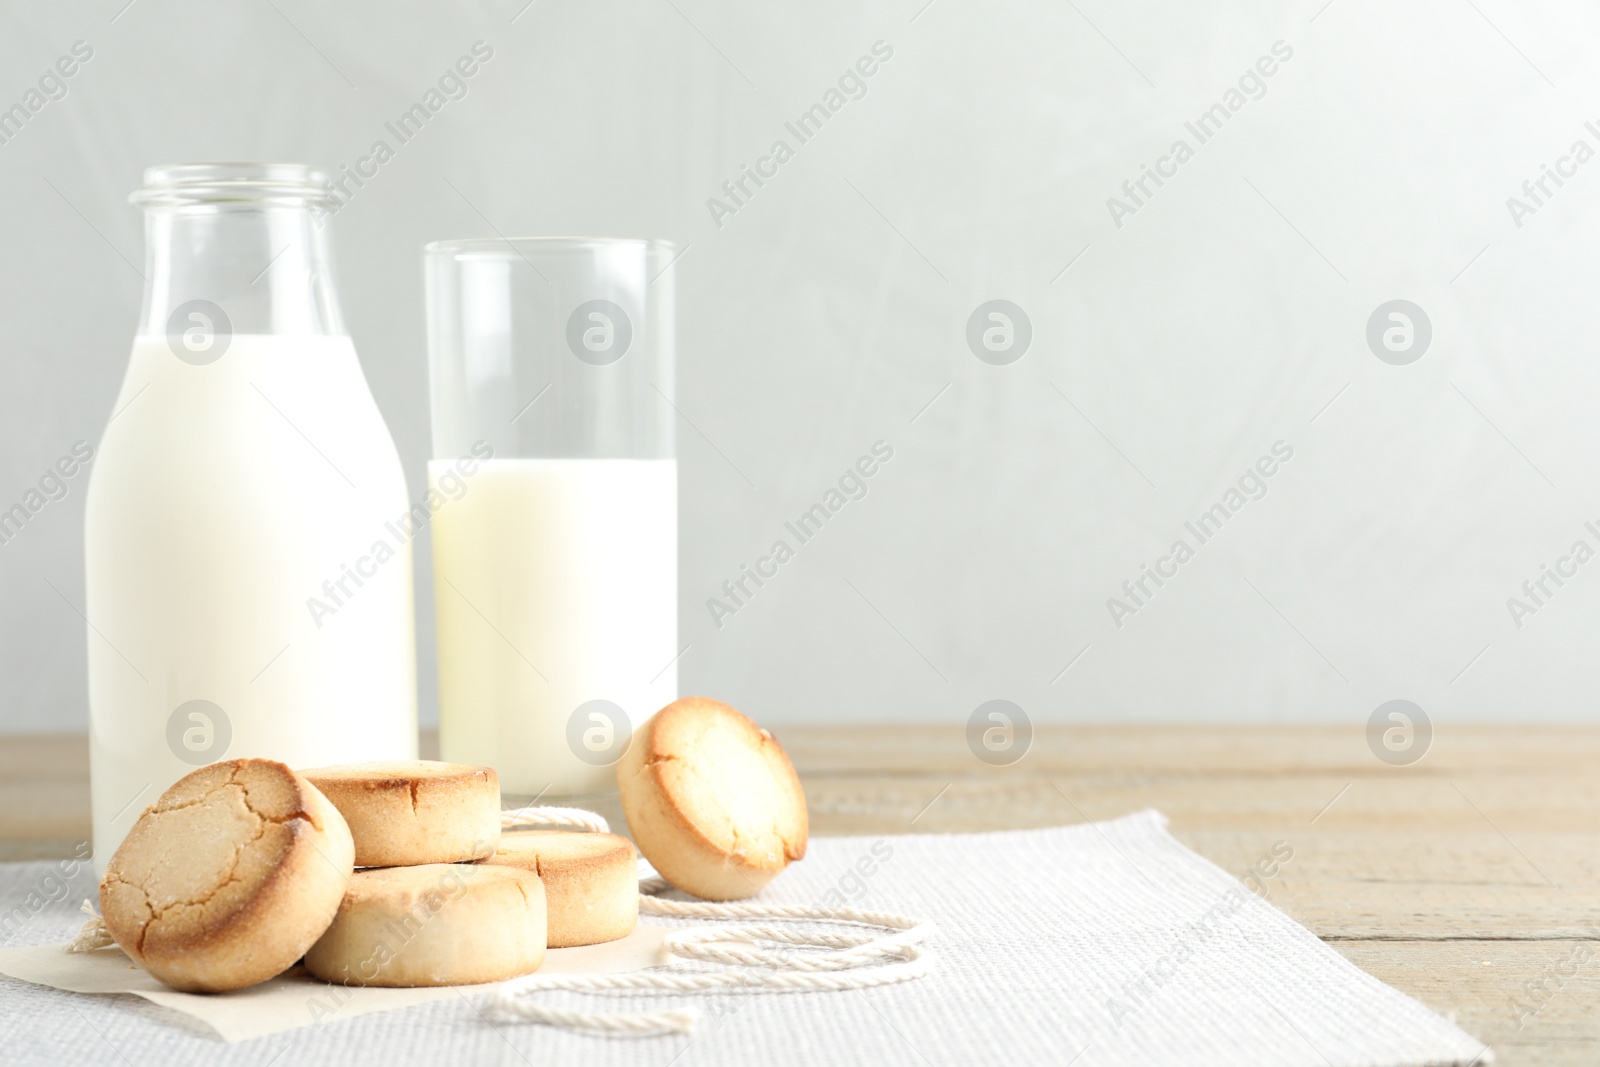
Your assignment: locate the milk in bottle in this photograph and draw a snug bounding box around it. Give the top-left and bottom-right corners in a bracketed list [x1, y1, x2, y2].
[85, 164, 417, 872]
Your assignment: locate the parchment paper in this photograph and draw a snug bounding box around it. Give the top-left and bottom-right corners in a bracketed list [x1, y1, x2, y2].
[0, 921, 670, 1042]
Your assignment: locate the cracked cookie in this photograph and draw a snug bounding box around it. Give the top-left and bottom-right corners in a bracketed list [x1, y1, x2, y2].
[98, 758, 355, 993]
[617, 696, 807, 901]
[303, 863, 546, 986]
[299, 760, 500, 867]
[482, 831, 637, 946]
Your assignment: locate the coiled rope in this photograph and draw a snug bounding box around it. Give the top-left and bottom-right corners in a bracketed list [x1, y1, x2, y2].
[486, 875, 933, 1037]
[500, 805, 612, 834]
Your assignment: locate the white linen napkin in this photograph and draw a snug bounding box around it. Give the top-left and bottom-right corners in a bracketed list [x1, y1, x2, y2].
[0, 810, 1490, 1065]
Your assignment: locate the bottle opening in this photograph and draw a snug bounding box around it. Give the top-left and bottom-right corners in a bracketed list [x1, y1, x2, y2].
[130, 162, 335, 207]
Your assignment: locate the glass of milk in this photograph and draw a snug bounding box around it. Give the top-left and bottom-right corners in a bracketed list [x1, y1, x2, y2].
[424, 238, 676, 806]
[85, 164, 418, 872]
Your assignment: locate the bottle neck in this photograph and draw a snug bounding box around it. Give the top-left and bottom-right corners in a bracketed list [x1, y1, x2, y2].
[137, 202, 345, 338]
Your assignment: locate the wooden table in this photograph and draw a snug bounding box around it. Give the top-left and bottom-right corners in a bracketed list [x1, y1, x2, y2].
[3, 727, 1596, 1065]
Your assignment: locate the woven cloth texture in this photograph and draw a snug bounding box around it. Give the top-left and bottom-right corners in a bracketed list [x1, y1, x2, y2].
[0, 810, 1489, 1066]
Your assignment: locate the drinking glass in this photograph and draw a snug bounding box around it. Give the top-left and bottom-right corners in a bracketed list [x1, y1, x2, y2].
[424, 238, 677, 805]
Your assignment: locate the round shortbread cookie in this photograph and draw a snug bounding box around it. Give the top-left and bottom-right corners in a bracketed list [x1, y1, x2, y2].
[99, 758, 355, 993]
[303, 864, 546, 986]
[483, 831, 638, 947]
[618, 696, 807, 901]
[298, 760, 500, 866]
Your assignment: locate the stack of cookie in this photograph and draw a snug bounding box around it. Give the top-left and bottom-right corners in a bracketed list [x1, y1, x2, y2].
[95, 697, 809, 995]
[97, 759, 637, 992]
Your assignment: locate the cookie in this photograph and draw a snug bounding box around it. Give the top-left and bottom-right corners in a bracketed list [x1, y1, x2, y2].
[617, 696, 807, 900]
[98, 758, 355, 993]
[483, 831, 637, 946]
[299, 760, 500, 866]
[303, 864, 545, 986]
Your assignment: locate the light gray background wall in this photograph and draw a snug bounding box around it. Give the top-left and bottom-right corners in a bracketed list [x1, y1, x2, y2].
[2, 0, 1597, 733]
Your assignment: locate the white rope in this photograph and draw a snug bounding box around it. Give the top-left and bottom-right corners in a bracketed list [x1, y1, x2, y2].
[66, 900, 117, 953]
[500, 805, 612, 834]
[487, 870, 934, 1037]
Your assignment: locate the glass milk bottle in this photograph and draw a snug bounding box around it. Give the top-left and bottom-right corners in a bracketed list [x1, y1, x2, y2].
[85, 164, 417, 871]
[424, 238, 676, 804]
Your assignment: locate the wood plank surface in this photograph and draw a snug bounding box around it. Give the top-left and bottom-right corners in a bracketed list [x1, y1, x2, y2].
[2, 726, 1595, 1065]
